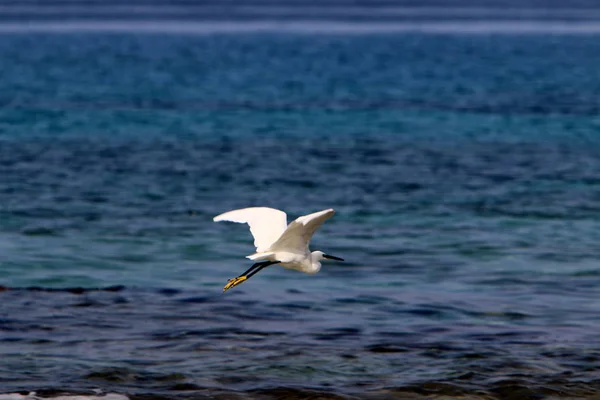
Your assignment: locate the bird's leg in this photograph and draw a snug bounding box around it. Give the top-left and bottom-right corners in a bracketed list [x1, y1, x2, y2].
[222, 261, 280, 292]
[240, 261, 270, 277]
[246, 261, 279, 278]
[222, 261, 268, 292]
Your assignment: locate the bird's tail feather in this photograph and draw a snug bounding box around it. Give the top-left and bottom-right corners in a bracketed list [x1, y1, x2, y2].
[246, 251, 276, 261]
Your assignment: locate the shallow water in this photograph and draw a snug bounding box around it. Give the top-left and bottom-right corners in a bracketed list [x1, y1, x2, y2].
[2, 3, 600, 399]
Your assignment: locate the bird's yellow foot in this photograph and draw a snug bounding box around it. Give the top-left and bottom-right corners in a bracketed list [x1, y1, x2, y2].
[223, 276, 247, 292]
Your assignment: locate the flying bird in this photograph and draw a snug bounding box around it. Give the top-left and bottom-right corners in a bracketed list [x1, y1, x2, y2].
[213, 207, 344, 292]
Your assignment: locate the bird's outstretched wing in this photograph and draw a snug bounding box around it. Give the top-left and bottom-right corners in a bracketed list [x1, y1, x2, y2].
[269, 209, 335, 254]
[213, 207, 288, 252]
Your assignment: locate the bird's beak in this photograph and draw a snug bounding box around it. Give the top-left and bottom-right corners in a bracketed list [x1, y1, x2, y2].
[323, 254, 344, 261]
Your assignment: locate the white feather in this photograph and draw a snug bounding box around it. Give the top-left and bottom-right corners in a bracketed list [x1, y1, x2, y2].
[213, 207, 288, 252]
[268, 209, 335, 254]
[245, 251, 276, 261]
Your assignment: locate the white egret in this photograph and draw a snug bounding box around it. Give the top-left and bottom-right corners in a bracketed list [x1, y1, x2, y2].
[213, 207, 344, 292]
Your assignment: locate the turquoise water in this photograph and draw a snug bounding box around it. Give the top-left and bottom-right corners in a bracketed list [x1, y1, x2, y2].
[2, 11, 600, 399]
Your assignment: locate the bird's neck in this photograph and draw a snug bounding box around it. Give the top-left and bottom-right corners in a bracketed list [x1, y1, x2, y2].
[308, 261, 322, 274]
[309, 253, 322, 273]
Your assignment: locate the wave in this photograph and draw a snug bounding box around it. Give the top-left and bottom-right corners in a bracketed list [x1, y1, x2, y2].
[0, 394, 127, 400]
[1, 5, 600, 19]
[0, 20, 600, 34]
[2, 380, 599, 400]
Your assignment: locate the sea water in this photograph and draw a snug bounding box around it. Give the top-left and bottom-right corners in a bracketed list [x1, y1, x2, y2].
[1, 2, 600, 399]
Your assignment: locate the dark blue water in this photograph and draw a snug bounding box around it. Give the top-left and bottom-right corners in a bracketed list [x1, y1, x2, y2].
[2, 3, 600, 399]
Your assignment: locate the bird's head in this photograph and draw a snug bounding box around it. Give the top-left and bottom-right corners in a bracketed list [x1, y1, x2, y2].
[311, 250, 344, 263]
